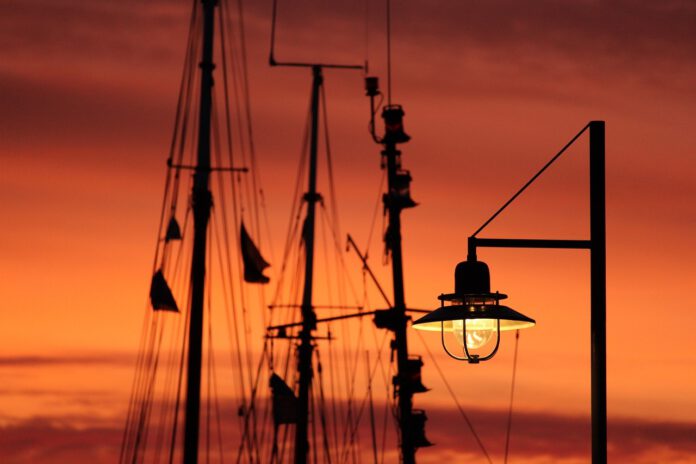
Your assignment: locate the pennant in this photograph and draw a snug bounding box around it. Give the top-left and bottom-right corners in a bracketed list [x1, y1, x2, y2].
[149, 269, 179, 312]
[270, 373, 298, 425]
[240, 222, 270, 284]
[165, 217, 182, 241]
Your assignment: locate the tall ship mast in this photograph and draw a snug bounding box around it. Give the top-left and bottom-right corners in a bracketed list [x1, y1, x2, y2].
[366, 81, 432, 463]
[120, 0, 271, 462]
[265, 10, 366, 460]
[183, 1, 215, 461]
[120, 1, 523, 463]
[262, 0, 431, 461]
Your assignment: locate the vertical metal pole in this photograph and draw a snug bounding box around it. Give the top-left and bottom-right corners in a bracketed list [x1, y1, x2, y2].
[589, 120, 607, 463]
[183, 1, 215, 463]
[383, 140, 416, 464]
[294, 65, 322, 464]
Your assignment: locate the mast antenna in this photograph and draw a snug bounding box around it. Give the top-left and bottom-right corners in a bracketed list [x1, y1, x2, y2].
[386, 0, 393, 105]
[363, 6, 432, 459]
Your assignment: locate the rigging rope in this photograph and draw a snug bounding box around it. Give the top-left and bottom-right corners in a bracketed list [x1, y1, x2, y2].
[414, 329, 493, 464]
[366, 352, 379, 464]
[205, 286, 226, 464]
[167, 226, 194, 464]
[232, 0, 264, 247]
[316, 350, 334, 463]
[385, 0, 392, 105]
[270, 104, 311, 307]
[504, 330, 520, 463]
[119, 308, 154, 464]
[472, 123, 590, 237]
[340, 331, 390, 464]
[365, 172, 386, 253]
[363, 0, 369, 73]
[151, 285, 188, 464]
[123, 0, 279, 462]
[215, 9, 258, 420]
[120, 2, 199, 459]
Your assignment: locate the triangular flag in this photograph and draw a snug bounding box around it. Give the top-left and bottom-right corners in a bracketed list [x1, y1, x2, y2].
[269, 373, 297, 425]
[149, 269, 179, 312]
[240, 222, 270, 284]
[165, 217, 182, 241]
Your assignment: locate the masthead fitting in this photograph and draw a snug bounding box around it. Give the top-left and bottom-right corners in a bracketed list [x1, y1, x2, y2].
[382, 105, 410, 144]
[365, 76, 380, 97]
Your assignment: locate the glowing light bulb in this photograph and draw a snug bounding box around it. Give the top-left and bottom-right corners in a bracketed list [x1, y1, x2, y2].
[453, 319, 496, 350]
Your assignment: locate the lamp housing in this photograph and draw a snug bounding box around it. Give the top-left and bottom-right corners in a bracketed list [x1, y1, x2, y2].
[413, 259, 535, 362]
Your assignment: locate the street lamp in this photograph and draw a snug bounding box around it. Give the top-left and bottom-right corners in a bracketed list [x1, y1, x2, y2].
[413, 121, 607, 463]
[413, 258, 534, 363]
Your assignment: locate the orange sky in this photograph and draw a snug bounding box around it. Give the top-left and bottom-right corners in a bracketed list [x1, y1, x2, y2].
[1, 0, 696, 463]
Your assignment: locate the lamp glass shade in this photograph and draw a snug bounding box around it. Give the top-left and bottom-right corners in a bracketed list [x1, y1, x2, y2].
[412, 304, 535, 333]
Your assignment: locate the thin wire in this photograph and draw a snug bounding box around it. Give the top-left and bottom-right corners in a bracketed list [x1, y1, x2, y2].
[234, 0, 264, 246]
[327, 324, 340, 459]
[504, 330, 521, 463]
[414, 330, 493, 464]
[339, 331, 389, 464]
[269, 0, 279, 62]
[366, 351, 378, 464]
[364, 0, 369, 73]
[385, 0, 392, 105]
[119, 2, 199, 459]
[155, 0, 199, 270]
[121, 315, 157, 464]
[318, 205, 362, 312]
[216, 4, 256, 410]
[472, 123, 590, 237]
[133, 317, 168, 463]
[151, 288, 187, 464]
[211, 112, 249, 405]
[365, 171, 386, 252]
[237, 344, 269, 463]
[118, 308, 154, 464]
[206, 269, 212, 464]
[168, 231, 194, 464]
[318, 86, 362, 313]
[316, 350, 333, 464]
[270, 104, 311, 306]
[205, 284, 225, 464]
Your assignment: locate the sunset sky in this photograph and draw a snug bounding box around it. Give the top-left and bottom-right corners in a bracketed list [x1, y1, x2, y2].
[1, 0, 696, 463]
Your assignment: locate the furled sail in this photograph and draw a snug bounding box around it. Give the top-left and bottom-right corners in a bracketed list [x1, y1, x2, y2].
[269, 373, 297, 425]
[240, 222, 270, 284]
[149, 269, 179, 312]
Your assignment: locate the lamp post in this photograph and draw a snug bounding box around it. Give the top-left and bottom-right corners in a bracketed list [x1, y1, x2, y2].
[413, 121, 606, 463]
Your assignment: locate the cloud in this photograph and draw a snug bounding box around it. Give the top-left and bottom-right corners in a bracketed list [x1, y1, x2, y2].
[2, 403, 694, 464]
[398, 0, 696, 57]
[0, 0, 185, 63]
[0, 416, 122, 464]
[423, 406, 696, 463]
[0, 354, 134, 367]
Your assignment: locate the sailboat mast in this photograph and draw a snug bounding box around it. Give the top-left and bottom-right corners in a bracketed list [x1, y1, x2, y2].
[294, 65, 323, 464]
[383, 138, 416, 464]
[183, 0, 216, 463]
[364, 97, 429, 462]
